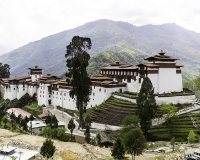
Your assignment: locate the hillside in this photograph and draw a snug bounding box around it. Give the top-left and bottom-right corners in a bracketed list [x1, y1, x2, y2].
[0, 19, 200, 78]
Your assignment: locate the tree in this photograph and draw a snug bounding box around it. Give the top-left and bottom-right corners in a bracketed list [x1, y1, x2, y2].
[0, 63, 10, 78]
[170, 137, 175, 151]
[111, 138, 125, 160]
[96, 133, 101, 146]
[29, 114, 34, 121]
[57, 128, 66, 141]
[85, 115, 92, 127]
[136, 77, 157, 138]
[123, 128, 146, 160]
[160, 104, 178, 125]
[84, 125, 91, 143]
[188, 130, 197, 145]
[3, 117, 8, 129]
[67, 118, 76, 140]
[40, 138, 56, 160]
[65, 36, 92, 129]
[18, 151, 23, 160]
[120, 115, 140, 136]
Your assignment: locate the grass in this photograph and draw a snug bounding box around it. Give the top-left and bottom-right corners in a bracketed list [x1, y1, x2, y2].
[24, 101, 42, 112]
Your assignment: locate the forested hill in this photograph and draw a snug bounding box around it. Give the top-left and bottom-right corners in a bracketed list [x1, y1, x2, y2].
[0, 19, 200, 78]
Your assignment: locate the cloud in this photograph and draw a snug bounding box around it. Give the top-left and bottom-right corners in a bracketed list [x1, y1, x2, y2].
[0, 0, 200, 55]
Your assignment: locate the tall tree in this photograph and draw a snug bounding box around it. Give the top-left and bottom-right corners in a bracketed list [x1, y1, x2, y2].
[123, 128, 146, 160]
[136, 77, 157, 138]
[65, 36, 92, 129]
[0, 63, 10, 78]
[67, 118, 76, 140]
[40, 138, 56, 160]
[111, 138, 125, 160]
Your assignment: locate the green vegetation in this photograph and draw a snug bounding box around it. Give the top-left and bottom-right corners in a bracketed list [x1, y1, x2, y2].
[149, 113, 200, 141]
[136, 77, 157, 138]
[111, 138, 125, 160]
[68, 118, 76, 140]
[40, 138, 56, 160]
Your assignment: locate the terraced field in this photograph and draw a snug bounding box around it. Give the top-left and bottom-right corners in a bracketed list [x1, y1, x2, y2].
[149, 112, 200, 141]
[89, 96, 137, 126]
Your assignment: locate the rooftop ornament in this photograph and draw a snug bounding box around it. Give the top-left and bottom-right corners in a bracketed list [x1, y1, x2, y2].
[158, 49, 166, 56]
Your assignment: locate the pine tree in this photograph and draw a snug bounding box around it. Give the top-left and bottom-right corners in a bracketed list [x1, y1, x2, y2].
[65, 36, 92, 129]
[111, 138, 125, 160]
[84, 125, 91, 143]
[136, 77, 157, 138]
[67, 118, 76, 140]
[40, 138, 56, 160]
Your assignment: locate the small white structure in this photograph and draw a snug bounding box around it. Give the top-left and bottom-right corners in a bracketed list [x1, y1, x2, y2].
[27, 120, 66, 134]
[0, 145, 38, 160]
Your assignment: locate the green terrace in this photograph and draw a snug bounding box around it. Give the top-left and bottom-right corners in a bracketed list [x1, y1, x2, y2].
[89, 96, 137, 126]
[149, 112, 200, 141]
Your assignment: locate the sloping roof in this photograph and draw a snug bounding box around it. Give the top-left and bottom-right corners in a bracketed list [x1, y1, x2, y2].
[101, 65, 138, 70]
[27, 120, 66, 129]
[97, 131, 112, 144]
[4, 76, 30, 81]
[38, 113, 49, 119]
[0, 146, 38, 160]
[7, 108, 31, 118]
[101, 81, 114, 84]
[90, 75, 113, 81]
[145, 50, 179, 61]
[137, 63, 159, 67]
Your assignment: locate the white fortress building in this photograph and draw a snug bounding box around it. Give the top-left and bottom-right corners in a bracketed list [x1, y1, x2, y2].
[0, 50, 195, 110]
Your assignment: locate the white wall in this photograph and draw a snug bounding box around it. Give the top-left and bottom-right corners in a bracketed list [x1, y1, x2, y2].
[148, 74, 159, 94]
[87, 85, 127, 108]
[158, 68, 180, 94]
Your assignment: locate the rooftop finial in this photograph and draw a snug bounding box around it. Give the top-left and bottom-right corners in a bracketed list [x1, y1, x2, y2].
[159, 49, 165, 55]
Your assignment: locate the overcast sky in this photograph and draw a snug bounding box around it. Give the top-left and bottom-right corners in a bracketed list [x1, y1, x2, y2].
[0, 0, 200, 55]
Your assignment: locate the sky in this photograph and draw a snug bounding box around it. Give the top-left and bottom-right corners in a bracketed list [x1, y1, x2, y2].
[0, 0, 200, 55]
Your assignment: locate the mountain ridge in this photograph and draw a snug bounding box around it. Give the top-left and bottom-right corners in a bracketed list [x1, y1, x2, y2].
[0, 19, 200, 78]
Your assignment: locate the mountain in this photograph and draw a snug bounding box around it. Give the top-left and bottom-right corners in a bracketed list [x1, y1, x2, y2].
[0, 19, 200, 78]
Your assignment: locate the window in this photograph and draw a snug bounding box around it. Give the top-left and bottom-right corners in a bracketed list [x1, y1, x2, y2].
[14, 88, 15, 90]
[127, 76, 131, 83]
[23, 88, 25, 91]
[104, 89, 106, 93]
[93, 92, 95, 96]
[139, 78, 141, 83]
[64, 93, 66, 96]
[60, 93, 62, 95]
[99, 88, 101, 92]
